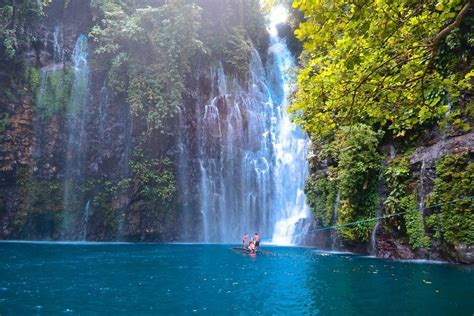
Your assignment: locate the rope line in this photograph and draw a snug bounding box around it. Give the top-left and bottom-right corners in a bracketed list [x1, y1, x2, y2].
[261, 195, 474, 242]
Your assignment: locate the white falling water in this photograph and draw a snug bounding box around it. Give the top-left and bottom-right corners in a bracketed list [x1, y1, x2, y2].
[183, 6, 309, 244]
[63, 34, 90, 239]
[52, 25, 64, 63]
[268, 6, 310, 245]
[195, 54, 275, 242]
[418, 159, 426, 213]
[83, 199, 91, 240]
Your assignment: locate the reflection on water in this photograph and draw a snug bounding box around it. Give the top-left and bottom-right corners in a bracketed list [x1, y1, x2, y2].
[0, 243, 472, 314]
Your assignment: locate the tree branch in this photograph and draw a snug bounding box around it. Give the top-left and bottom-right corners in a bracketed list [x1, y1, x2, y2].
[429, 1, 472, 53]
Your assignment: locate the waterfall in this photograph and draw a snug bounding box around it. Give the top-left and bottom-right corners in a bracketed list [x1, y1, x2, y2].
[181, 6, 309, 244]
[269, 9, 310, 245]
[83, 199, 91, 240]
[370, 216, 380, 255]
[52, 25, 64, 63]
[33, 25, 66, 162]
[195, 55, 275, 243]
[418, 159, 426, 213]
[63, 34, 90, 239]
[370, 172, 386, 255]
[331, 191, 341, 250]
[369, 144, 397, 255]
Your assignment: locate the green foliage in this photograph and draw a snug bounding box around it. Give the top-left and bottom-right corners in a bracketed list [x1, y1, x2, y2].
[202, 0, 267, 77]
[338, 190, 379, 241]
[435, 10, 474, 134]
[290, 0, 473, 142]
[383, 155, 431, 249]
[34, 68, 74, 119]
[425, 213, 442, 241]
[428, 152, 474, 245]
[27, 180, 64, 214]
[328, 125, 383, 200]
[14, 169, 65, 233]
[0, 112, 10, 134]
[90, 0, 267, 137]
[222, 27, 251, 78]
[130, 149, 176, 209]
[90, 179, 130, 234]
[26, 67, 41, 92]
[402, 195, 431, 249]
[383, 155, 412, 232]
[0, 0, 50, 61]
[90, 0, 202, 134]
[304, 174, 337, 227]
[307, 124, 383, 241]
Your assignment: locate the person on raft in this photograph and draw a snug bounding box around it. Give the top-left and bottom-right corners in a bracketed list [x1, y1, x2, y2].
[248, 240, 256, 255]
[253, 232, 260, 249]
[242, 233, 249, 249]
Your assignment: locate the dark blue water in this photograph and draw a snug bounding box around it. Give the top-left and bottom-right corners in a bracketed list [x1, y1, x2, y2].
[0, 242, 473, 315]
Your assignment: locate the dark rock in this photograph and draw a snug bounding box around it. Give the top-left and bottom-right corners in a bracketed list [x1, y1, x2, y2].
[455, 244, 474, 264]
[410, 132, 474, 165]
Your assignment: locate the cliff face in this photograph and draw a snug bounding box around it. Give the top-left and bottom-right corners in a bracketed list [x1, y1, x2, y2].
[0, 0, 269, 242]
[374, 131, 474, 263]
[301, 126, 474, 264]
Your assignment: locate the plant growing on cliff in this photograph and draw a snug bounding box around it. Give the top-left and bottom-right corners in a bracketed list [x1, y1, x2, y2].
[428, 152, 474, 245]
[307, 124, 383, 241]
[90, 0, 269, 137]
[0, 0, 50, 61]
[90, 0, 203, 135]
[130, 149, 176, 210]
[222, 27, 251, 78]
[304, 173, 338, 227]
[0, 112, 9, 134]
[403, 195, 431, 249]
[32, 67, 74, 119]
[200, 0, 267, 78]
[384, 157, 411, 216]
[383, 156, 431, 249]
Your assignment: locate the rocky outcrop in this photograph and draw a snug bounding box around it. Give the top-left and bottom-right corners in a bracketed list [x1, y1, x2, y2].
[410, 132, 474, 165]
[455, 244, 474, 264]
[304, 125, 473, 264]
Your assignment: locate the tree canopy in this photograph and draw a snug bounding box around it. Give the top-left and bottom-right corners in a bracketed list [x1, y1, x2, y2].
[290, 0, 474, 141]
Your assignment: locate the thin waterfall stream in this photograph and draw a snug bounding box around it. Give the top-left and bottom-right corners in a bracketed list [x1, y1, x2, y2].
[63, 34, 90, 239]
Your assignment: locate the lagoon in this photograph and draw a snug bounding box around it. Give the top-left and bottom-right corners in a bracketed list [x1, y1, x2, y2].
[0, 242, 473, 315]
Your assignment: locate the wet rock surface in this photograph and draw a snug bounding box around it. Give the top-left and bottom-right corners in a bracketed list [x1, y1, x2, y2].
[455, 244, 474, 264]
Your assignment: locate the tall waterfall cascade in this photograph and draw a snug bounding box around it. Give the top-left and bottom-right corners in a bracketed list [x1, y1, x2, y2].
[63, 34, 90, 239]
[182, 6, 310, 244]
[268, 7, 310, 245]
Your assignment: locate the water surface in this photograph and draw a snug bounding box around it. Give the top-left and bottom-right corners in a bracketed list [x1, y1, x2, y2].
[0, 242, 473, 315]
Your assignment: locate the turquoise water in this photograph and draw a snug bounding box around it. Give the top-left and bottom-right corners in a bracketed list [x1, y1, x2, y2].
[0, 243, 473, 315]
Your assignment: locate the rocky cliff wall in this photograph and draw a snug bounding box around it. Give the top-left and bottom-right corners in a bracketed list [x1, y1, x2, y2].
[301, 126, 474, 264]
[0, 0, 269, 242]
